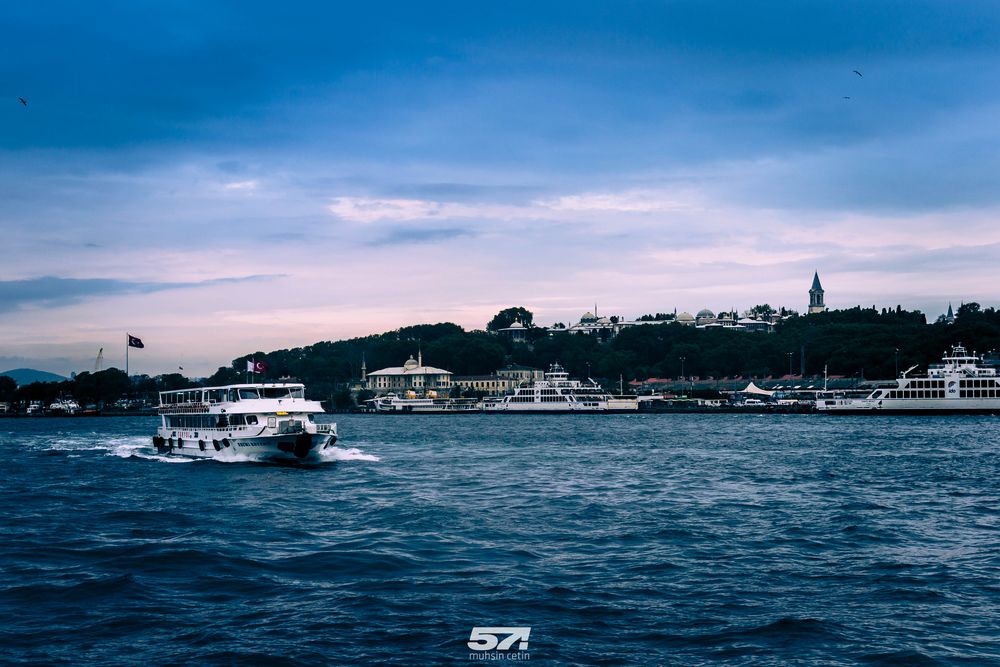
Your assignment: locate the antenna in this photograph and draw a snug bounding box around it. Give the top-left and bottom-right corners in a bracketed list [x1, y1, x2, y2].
[95, 348, 104, 372]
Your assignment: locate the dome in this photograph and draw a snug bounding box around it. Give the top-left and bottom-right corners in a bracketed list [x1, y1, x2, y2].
[697, 308, 715, 319]
[596, 316, 612, 324]
[403, 356, 419, 370]
[580, 311, 596, 322]
[677, 311, 695, 322]
[507, 319, 524, 329]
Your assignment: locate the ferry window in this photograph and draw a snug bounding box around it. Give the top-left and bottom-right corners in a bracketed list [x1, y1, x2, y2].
[246, 415, 258, 425]
[228, 389, 239, 401]
[262, 387, 292, 399]
[267, 417, 276, 428]
[306, 414, 314, 422]
[291, 388, 304, 399]
[239, 389, 259, 400]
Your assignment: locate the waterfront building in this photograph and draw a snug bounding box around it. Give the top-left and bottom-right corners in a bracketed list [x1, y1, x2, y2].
[366, 353, 453, 394]
[496, 364, 544, 384]
[808, 272, 827, 314]
[451, 374, 515, 396]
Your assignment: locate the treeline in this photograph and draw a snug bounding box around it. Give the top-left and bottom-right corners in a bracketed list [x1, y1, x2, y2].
[213, 302, 1000, 397]
[6, 303, 999, 408]
[0, 369, 191, 409]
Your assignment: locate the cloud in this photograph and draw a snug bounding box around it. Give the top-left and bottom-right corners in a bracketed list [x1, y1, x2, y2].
[328, 188, 701, 224]
[0, 275, 283, 313]
[365, 227, 476, 246]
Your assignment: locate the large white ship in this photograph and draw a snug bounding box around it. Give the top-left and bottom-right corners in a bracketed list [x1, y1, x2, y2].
[152, 383, 337, 460]
[482, 363, 638, 413]
[818, 345, 1000, 415]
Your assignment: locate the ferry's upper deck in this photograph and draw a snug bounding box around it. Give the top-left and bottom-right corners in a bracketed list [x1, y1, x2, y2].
[157, 383, 323, 414]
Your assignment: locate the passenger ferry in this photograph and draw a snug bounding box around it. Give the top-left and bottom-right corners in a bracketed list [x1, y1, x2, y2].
[152, 383, 337, 460]
[370, 391, 481, 414]
[818, 345, 1000, 415]
[482, 363, 638, 413]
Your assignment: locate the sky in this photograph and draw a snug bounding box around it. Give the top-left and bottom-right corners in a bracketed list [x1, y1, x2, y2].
[3, 1, 1000, 377]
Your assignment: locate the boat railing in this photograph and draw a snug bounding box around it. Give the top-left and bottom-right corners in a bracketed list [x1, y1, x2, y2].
[158, 403, 209, 414]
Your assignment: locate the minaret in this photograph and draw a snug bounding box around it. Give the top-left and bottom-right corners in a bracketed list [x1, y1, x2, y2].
[946, 303, 955, 324]
[808, 272, 827, 314]
[361, 353, 367, 381]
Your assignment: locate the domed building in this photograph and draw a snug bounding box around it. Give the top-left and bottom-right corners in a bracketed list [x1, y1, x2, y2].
[366, 353, 453, 394]
[676, 312, 696, 326]
[497, 319, 529, 343]
[696, 309, 716, 325]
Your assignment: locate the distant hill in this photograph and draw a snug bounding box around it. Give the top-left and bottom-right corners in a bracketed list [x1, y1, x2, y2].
[0, 368, 67, 385]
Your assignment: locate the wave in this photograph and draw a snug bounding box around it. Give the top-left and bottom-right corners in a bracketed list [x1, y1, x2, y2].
[319, 446, 380, 462]
[92, 437, 380, 465]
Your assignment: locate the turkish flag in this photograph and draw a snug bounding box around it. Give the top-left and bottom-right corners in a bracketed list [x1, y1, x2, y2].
[127, 335, 144, 348]
[253, 360, 269, 374]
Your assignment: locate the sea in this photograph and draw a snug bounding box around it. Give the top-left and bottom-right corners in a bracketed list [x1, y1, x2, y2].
[1, 414, 999, 666]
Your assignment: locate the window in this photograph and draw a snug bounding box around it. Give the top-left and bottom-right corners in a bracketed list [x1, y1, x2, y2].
[246, 415, 258, 425]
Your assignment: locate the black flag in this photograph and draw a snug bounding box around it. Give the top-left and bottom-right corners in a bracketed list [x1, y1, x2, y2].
[128, 335, 144, 349]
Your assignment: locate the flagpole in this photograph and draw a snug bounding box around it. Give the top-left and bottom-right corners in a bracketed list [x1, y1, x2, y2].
[125, 333, 129, 378]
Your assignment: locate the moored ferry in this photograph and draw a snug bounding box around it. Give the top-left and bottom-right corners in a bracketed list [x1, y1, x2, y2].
[482, 363, 638, 413]
[153, 383, 337, 460]
[818, 345, 1000, 415]
[370, 391, 481, 414]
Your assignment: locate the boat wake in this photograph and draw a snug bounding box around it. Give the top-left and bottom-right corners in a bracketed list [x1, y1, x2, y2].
[109, 440, 196, 463]
[319, 446, 381, 462]
[101, 438, 379, 465]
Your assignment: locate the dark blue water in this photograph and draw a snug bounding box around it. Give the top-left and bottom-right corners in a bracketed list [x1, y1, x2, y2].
[2, 415, 999, 666]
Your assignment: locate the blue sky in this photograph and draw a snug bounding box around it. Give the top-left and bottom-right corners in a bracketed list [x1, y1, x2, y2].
[3, 1, 1000, 375]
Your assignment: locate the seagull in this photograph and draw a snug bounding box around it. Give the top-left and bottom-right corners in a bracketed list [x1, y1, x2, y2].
[18, 97, 27, 106]
[853, 70, 863, 77]
[843, 96, 851, 99]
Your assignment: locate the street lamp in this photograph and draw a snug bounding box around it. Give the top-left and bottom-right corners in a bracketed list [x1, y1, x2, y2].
[679, 356, 686, 381]
[894, 348, 899, 378]
[787, 352, 793, 377]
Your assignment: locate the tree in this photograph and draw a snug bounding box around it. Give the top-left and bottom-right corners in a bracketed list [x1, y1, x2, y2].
[750, 304, 775, 319]
[487, 307, 533, 331]
[0, 376, 16, 402]
[958, 302, 981, 318]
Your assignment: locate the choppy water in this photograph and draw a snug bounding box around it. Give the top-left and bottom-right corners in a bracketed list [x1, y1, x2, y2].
[1, 414, 999, 666]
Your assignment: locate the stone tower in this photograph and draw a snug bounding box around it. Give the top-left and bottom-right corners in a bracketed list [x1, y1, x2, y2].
[808, 272, 827, 314]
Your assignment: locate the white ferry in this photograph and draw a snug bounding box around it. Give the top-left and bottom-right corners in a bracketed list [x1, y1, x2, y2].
[482, 363, 638, 413]
[370, 391, 481, 414]
[818, 345, 1000, 415]
[48, 398, 81, 414]
[152, 383, 337, 460]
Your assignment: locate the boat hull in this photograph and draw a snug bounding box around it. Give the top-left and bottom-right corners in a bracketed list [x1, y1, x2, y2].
[153, 432, 337, 460]
[821, 408, 1000, 416]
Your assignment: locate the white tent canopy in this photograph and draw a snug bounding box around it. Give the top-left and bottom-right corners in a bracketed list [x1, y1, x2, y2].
[741, 382, 775, 397]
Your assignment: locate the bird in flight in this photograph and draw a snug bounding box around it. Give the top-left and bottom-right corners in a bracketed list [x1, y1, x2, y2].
[18, 97, 27, 106]
[853, 70, 863, 77]
[843, 96, 851, 99]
